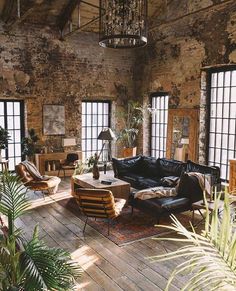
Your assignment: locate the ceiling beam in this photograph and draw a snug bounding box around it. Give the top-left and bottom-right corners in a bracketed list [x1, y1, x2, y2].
[1, 0, 15, 23]
[58, 0, 82, 33]
[4, 0, 45, 31]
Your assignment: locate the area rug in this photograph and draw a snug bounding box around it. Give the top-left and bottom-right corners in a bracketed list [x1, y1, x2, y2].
[58, 198, 196, 246]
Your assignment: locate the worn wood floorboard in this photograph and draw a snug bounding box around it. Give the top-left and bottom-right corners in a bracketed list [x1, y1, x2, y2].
[17, 178, 194, 290]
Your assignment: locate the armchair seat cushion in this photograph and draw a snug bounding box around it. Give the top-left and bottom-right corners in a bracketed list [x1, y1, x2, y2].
[25, 176, 61, 191]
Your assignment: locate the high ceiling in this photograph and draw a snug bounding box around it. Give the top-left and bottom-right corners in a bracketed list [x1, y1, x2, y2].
[0, 0, 165, 36]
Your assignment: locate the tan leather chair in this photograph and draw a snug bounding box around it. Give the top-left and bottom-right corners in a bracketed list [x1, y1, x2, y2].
[74, 188, 126, 235]
[15, 164, 61, 195]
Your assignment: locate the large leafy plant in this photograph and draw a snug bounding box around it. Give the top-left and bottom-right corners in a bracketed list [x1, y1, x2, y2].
[0, 171, 81, 290]
[152, 193, 236, 290]
[0, 126, 10, 150]
[117, 100, 143, 148]
[22, 128, 40, 159]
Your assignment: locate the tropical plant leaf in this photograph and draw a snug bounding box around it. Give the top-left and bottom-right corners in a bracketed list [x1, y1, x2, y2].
[0, 171, 29, 224]
[151, 193, 236, 290]
[20, 226, 82, 291]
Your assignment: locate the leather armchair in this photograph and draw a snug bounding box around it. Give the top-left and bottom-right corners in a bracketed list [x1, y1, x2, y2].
[15, 164, 61, 195]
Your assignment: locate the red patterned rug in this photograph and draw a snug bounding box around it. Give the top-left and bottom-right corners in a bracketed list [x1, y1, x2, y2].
[58, 198, 195, 246]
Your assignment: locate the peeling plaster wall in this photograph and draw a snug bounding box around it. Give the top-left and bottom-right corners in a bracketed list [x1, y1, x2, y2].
[0, 25, 135, 153]
[136, 0, 236, 159]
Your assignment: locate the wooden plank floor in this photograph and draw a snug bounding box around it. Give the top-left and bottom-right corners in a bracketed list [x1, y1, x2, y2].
[16, 178, 194, 291]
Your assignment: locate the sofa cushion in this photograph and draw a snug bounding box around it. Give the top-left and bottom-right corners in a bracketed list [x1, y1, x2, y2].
[159, 176, 180, 187]
[130, 192, 190, 213]
[140, 156, 160, 178]
[186, 160, 221, 185]
[112, 156, 143, 177]
[158, 158, 186, 178]
[177, 173, 203, 203]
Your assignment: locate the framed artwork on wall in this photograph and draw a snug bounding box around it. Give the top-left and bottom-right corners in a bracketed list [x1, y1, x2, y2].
[43, 104, 65, 135]
[166, 108, 199, 162]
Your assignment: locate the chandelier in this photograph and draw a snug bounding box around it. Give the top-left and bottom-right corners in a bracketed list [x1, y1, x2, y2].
[99, 0, 148, 49]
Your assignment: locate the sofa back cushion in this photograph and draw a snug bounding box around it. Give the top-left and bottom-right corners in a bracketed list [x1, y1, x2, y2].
[140, 156, 160, 178]
[186, 160, 221, 185]
[158, 158, 186, 178]
[112, 156, 143, 177]
[177, 173, 203, 203]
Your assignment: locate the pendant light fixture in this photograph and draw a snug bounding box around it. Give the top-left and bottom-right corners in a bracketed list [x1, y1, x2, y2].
[99, 0, 148, 49]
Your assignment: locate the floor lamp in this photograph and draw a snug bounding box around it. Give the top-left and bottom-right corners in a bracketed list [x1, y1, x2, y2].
[97, 128, 116, 173]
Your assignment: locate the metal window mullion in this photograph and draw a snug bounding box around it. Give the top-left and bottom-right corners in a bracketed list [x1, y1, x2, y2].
[219, 73, 225, 176]
[213, 73, 219, 165]
[226, 71, 232, 181]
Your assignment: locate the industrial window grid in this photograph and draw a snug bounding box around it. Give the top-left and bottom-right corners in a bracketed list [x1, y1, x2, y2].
[207, 68, 236, 182]
[0, 100, 24, 171]
[150, 94, 169, 158]
[82, 101, 111, 161]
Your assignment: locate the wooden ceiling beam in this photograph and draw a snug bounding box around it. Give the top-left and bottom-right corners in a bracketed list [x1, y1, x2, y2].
[58, 0, 82, 33]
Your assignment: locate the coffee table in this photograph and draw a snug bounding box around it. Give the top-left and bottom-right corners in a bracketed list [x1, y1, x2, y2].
[71, 171, 131, 202]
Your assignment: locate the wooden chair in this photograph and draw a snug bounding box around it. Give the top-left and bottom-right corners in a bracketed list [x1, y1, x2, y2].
[58, 153, 79, 178]
[73, 188, 126, 235]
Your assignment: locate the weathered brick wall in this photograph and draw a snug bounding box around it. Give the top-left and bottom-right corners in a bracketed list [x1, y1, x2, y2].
[136, 0, 236, 159]
[0, 25, 135, 155]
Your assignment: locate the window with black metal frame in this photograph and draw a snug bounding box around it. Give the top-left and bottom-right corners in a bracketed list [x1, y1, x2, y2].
[0, 100, 25, 171]
[82, 101, 111, 161]
[207, 66, 236, 182]
[150, 93, 169, 159]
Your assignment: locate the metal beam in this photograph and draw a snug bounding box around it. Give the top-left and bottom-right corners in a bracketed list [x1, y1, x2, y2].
[1, 0, 15, 23]
[63, 15, 100, 39]
[58, 0, 82, 33]
[5, 0, 45, 31]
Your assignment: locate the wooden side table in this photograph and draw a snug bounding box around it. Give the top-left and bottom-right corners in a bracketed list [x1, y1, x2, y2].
[0, 160, 9, 172]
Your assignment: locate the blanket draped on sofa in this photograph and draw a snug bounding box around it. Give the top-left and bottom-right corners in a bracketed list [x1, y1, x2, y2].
[135, 172, 211, 200]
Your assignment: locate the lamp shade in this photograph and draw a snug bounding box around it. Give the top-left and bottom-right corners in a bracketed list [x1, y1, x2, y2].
[97, 128, 116, 141]
[62, 138, 77, 147]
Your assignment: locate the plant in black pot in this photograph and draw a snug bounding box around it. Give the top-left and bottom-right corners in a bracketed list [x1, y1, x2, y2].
[22, 128, 40, 162]
[0, 126, 10, 161]
[0, 171, 82, 290]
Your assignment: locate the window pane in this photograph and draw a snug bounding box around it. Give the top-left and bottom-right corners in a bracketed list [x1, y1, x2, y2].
[208, 69, 236, 181]
[150, 95, 169, 159]
[82, 101, 110, 160]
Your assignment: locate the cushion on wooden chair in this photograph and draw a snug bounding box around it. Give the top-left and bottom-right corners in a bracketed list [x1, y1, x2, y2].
[74, 188, 126, 220]
[15, 164, 61, 194]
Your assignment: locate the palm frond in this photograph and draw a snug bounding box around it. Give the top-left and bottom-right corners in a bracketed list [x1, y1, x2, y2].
[151, 193, 236, 290]
[0, 171, 29, 224]
[20, 226, 82, 291]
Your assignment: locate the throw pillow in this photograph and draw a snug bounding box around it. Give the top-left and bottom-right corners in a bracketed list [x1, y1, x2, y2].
[177, 172, 203, 203]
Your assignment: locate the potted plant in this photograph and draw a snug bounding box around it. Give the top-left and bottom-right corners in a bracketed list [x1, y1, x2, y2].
[0, 126, 10, 161]
[117, 100, 143, 157]
[88, 153, 100, 179]
[0, 171, 82, 290]
[22, 128, 40, 161]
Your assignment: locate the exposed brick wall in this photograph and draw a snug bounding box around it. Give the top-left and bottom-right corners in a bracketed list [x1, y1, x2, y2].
[136, 0, 236, 160]
[0, 25, 136, 155]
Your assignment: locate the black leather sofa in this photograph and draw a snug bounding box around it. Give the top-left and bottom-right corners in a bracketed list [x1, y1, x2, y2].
[112, 156, 221, 222]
